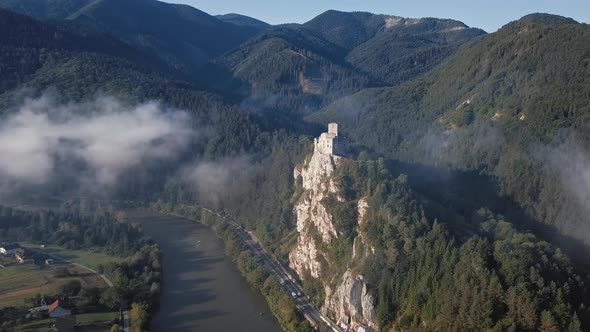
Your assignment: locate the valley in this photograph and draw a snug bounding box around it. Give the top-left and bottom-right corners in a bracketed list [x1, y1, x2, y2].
[0, 1, 589, 331]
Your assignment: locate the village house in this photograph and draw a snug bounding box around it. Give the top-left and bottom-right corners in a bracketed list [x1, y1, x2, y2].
[14, 248, 32, 263]
[48, 300, 72, 318]
[0, 243, 19, 256]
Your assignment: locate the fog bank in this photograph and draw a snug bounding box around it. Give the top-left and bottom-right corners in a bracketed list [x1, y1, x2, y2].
[0, 96, 193, 189]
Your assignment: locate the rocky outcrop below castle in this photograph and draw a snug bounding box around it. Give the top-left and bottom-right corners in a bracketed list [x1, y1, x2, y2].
[289, 124, 377, 331]
[323, 271, 378, 332]
[289, 145, 340, 278]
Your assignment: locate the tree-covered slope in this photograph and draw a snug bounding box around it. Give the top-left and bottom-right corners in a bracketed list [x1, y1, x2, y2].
[345, 17, 485, 85]
[0, 0, 92, 19]
[311, 13, 590, 246]
[215, 10, 484, 113]
[218, 27, 373, 113]
[333, 158, 589, 331]
[1, 6, 589, 331]
[0, 8, 173, 97]
[302, 10, 486, 85]
[301, 10, 387, 50]
[0, 0, 266, 75]
[67, 0, 262, 72]
[216, 13, 270, 32]
[0, 8, 264, 161]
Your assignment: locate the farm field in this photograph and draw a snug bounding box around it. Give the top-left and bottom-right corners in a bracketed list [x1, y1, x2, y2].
[0, 246, 123, 308]
[0, 262, 82, 307]
[25, 244, 127, 270]
[15, 312, 119, 331]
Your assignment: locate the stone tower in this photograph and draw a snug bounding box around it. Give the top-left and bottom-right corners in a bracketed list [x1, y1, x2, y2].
[328, 123, 338, 136]
[314, 123, 345, 156]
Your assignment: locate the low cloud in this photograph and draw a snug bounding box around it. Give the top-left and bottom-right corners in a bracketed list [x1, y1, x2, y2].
[415, 120, 504, 169]
[184, 155, 262, 207]
[0, 96, 193, 189]
[539, 132, 590, 214]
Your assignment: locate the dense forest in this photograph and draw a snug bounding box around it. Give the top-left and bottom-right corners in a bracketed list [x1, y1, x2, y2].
[0, 2, 589, 331]
[0, 0, 266, 74]
[214, 10, 484, 113]
[312, 14, 590, 249]
[328, 159, 589, 330]
[0, 202, 148, 255]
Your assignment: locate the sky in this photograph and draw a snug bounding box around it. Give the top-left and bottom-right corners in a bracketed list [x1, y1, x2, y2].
[164, 0, 590, 32]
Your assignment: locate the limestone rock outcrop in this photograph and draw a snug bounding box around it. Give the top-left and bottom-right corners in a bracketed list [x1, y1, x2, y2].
[289, 124, 378, 331]
[323, 271, 377, 332]
[289, 142, 340, 278]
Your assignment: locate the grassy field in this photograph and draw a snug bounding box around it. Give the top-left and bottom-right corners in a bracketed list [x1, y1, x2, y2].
[26, 244, 127, 270]
[0, 255, 13, 266]
[0, 262, 86, 307]
[76, 311, 119, 323]
[15, 312, 119, 332]
[16, 318, 54, 332]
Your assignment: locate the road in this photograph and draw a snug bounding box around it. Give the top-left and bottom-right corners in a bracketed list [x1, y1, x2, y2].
[201, 208, 342, 332]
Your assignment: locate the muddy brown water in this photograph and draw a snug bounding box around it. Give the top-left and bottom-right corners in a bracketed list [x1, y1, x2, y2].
[131, 212, 283, 332]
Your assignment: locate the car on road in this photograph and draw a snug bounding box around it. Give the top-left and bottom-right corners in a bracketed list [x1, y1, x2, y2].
[297, 292, 302, 297]
[291, 292, 297, 298]
[280, 279, 285, 285]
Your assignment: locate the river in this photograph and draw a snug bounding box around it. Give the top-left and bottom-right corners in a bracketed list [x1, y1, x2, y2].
[131, 212, 283, 332]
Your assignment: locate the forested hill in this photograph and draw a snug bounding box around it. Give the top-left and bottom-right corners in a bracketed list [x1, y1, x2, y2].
[217, 26, 374, 113]
[216, 13, 271, 31]
[311, 13, 590, 247]
[0, 3, 485, 114]
[303, 10, 486, 85]
[1, 4, 590, 331]
[213, 10, 484, 113]
[0, 0, 92, 19]
[0, 8, 173, 98]
[0, 0, 267, 75]
[0, 7, 264, 164]
[69, 0, 264, 70]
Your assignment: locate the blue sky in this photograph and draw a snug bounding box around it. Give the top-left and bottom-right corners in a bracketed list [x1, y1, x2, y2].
[164, 0, 589, 32]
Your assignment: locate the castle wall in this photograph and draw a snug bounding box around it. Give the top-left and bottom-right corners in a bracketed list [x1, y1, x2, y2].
[315, 123, 345, 156]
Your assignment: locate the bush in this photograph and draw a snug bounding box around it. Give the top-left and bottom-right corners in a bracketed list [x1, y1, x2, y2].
[79, 287, 101, 306]
[59, 280, 82, 296]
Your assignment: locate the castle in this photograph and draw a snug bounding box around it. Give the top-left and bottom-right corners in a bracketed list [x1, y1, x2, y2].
[314, 123, 346, 156]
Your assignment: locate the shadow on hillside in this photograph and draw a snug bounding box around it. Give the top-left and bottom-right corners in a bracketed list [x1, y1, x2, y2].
[385, 159, 590, 267]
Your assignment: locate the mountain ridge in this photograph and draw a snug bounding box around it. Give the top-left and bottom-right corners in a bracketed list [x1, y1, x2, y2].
[310, 12, 590, 247]
[216, 13, 270, 29]
[214, 10, 485, 112]
[0, 0, 266, 75]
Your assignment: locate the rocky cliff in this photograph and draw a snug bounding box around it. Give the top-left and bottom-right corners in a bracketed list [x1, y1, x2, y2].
[289, 126, 377, 331]
[323, 271, 377, 332]
[289, 146, 340, 278]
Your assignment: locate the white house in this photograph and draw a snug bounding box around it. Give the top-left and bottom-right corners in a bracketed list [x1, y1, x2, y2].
[0, 243, 19, 256]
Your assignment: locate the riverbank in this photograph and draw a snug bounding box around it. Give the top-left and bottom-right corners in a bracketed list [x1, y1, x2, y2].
[147, 203, 314, 332]
[129, 211, 284, 331]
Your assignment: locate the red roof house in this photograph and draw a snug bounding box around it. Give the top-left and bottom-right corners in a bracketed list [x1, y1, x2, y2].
[48, 300, 71, 318]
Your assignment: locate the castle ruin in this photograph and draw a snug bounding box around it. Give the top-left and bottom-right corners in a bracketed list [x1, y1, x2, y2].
[314, 123, 346, 156]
